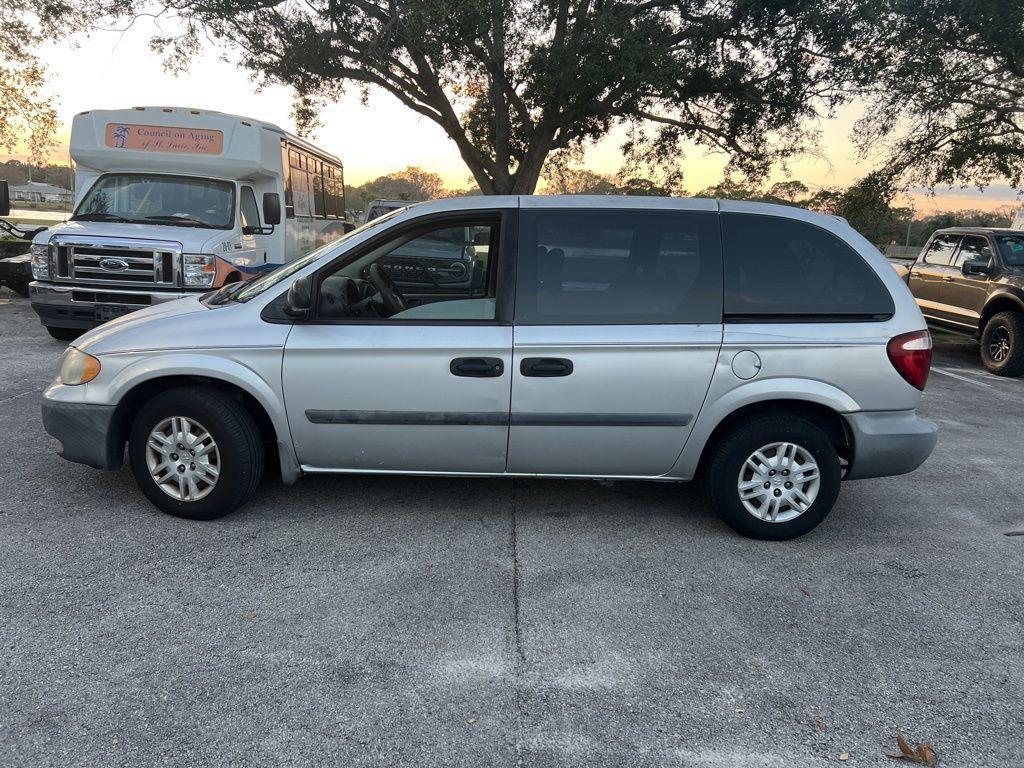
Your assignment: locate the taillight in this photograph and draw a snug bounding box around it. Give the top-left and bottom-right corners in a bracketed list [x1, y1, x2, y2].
[887, 330, 932, 390]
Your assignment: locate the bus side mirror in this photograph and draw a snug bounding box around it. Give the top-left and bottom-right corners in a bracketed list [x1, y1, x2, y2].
[263, 193, 281, 226]
[283, 276, 312, 318]
[0, 181, 10, 217]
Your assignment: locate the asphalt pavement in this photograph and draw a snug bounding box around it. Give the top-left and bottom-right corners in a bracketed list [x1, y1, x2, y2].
[1, 289, 1021, 767]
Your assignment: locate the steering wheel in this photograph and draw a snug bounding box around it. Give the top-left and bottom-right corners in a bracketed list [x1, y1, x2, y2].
[368, 263, 407, 315]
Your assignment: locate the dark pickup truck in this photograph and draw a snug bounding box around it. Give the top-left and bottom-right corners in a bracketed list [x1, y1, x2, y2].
[894, 227, 1024, 376]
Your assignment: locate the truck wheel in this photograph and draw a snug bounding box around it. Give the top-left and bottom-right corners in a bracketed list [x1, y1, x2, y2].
[980, 311, 1024, 377]
[46, 326, 82, 342]
[128, 387, 264, 520]
[707, 415, 841, 540]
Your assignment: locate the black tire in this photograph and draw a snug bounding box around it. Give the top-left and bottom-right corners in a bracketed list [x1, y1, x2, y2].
[128, 387, 264, 520]
[707, 414, 841, 540]
[46, 326, 82, 341]
[980, 311, 1024, 377]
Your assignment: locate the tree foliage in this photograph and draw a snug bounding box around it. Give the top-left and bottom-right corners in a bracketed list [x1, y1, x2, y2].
[348, 166, 479, 211]
[860, 0, 1024, 191]
[1, 1, 112, 162]
[137, 0, 875, 194]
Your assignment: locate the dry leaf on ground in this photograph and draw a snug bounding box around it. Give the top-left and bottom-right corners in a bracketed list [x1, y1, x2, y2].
[886, 734, 937, 766]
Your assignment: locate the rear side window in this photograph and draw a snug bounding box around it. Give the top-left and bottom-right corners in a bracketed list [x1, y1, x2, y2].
[515, 210, 722, 324]
[722, 213, 894, 319]
[922, 235, 959, 265]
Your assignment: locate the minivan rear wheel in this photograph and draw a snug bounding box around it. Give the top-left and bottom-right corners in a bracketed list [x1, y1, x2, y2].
[980, 311, 1024, 377]
[707, 415, 841, 540]
[128, 387, 264, 520]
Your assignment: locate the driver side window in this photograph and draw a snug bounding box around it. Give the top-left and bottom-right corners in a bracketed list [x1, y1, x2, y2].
[317, 221, 498, 321]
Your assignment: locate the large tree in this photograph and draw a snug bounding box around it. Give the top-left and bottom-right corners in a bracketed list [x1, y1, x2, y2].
[141, 0, 875, 194]
[1, 1, 110, 162]
[859, 0, 1024, 191]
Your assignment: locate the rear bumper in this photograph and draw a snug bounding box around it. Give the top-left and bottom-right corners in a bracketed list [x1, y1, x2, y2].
[29, 281, 192, 329]
[842, 410, 938, 480]
[41, 397, 122, 470]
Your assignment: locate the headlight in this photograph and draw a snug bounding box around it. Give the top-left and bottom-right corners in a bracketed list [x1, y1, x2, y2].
[60, 347, 101, 386]
[183, 253, 217, 288]
[31, 243, 50, 280]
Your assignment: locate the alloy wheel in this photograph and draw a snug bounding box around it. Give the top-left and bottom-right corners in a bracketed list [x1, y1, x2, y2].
[989, 325, 1011, 363]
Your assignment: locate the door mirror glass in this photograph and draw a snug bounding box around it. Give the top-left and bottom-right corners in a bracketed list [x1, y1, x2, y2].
[284, 276, 313, 317]
[263, 192, 282, 226]
[962, 259, 991, 276]
[473, 229, 490, 246]
[0, 180, 10, 217]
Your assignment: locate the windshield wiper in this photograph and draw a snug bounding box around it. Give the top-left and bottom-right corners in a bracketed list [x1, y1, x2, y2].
[145, 215, 216, 228]
[206, 280, 245, 306]
[71, 212, 137, 223]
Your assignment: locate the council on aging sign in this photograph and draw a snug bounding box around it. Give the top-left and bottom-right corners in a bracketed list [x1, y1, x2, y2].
[104, 123, 224, 155]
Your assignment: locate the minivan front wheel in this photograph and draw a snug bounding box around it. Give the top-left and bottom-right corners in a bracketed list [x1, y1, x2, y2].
[128, 387, 264, 520]
[707, 415, 841, 540]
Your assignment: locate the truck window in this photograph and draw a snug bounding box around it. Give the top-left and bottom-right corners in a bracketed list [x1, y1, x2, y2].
[721, 213, 894, 319]
[954, 235, 994, 267]
[995, 234, 1024, 267]
[922, 235, 959, 265]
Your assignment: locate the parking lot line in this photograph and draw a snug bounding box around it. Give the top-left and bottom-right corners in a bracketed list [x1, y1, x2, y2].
[930, 366, 994, 388]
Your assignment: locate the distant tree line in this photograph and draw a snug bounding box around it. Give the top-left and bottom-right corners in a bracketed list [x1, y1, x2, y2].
[0, 159, 73, 189]
[348, 164, 1016, 247]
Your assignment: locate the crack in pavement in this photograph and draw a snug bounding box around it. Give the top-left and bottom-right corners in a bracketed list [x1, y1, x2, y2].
[509, 478, 527, 767]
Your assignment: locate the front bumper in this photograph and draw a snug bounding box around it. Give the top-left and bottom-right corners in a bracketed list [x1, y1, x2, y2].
[29, 281, 193, 330]
[842, 410, 938, 480]
[41, 398, 123, 470]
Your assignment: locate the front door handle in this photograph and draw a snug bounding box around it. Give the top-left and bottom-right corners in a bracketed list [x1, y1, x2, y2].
[520, 357, 573, 377]
[450, 357, 504, 377]
[942, 275, 955, 282]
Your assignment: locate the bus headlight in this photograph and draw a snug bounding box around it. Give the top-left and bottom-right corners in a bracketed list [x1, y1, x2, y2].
[183, 253, 216, 287]
[31, 243, 50, 280]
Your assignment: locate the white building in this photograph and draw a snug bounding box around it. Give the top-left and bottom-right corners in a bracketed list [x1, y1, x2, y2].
[10, 181, 74, 204]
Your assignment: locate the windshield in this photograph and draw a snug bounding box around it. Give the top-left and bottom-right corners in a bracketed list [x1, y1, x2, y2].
[74, 174, 235, 229]
[995, 233, 1024, 267]
[233, 208, 405, 302]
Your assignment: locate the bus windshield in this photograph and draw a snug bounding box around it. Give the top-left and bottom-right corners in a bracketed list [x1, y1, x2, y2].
[73, 174, 235, 229]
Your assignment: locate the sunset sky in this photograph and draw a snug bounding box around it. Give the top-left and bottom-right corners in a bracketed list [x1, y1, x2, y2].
[6, 18, 1022, 215]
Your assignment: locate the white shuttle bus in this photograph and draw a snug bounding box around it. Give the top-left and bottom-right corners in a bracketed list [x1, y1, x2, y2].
[29, 106, 352, 339]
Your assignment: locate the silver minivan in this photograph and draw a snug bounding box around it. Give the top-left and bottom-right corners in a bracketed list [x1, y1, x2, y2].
[41, 196, 937, 539]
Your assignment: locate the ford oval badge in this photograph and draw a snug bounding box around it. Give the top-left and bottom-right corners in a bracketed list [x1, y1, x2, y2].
[100, 258, 130, 272]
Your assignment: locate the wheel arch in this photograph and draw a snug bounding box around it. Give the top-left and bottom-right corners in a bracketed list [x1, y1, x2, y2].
[693, 399, 852, 480]
[106, 359, 300, 484]
[668, 377, 860, 481]
[980, 293, 1024, 330]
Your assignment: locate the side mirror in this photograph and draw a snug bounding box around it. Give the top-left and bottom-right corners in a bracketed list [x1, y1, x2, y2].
[472, 230, 490, 246]
[0, 181, 10, 217]
[962, 259, 991, 277]
[283, 276, 313, 318]
[263, 192, 281, 226]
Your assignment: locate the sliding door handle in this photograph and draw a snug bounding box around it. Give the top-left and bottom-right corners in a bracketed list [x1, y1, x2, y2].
[520, 357, 573, 377]
[450, 357, 504, 377]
